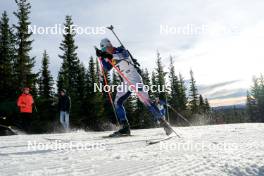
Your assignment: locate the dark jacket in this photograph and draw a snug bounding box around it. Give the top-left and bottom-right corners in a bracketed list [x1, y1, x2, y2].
[58, 95, 71, 112]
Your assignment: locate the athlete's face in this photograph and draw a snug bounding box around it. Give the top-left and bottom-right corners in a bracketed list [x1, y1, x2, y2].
[106, 46, 114, 54]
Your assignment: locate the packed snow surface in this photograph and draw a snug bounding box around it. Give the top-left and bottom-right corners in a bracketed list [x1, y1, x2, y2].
[0, 123, 264, 176]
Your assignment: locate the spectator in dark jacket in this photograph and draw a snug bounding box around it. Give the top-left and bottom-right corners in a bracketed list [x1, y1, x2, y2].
[58, 89, 71, 131]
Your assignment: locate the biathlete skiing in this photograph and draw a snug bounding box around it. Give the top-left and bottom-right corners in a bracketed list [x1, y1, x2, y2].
[95, 37, 175, 137]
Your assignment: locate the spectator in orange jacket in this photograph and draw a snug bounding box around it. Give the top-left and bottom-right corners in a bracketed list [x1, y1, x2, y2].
[17, 87, 34, 132]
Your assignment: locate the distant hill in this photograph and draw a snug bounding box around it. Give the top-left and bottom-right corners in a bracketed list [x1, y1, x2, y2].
[212, 104, 246, 111]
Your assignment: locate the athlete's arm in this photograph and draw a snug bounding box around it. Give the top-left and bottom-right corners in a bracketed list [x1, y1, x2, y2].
[101, 58, 113, 71]
[96, 47, 113, 71]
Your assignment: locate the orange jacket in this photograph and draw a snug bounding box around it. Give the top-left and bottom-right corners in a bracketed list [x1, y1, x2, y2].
[17, 93, 34, 113]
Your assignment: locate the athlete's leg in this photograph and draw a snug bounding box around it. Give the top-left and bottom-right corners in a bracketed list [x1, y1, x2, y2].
[136, 88, 173, 135]
[134, 82, 164, 121]
[114, 83, 131, 124]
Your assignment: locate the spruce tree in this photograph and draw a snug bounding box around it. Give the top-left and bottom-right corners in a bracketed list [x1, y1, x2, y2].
[258, 74, 264, 121]
[84, 57, 96, 127]
[76, 63, 86, 100]
[178, 73, 187, 110]
[249, 77, 260, 121]
[189, 70, 199, 114]
[246, 91, 256, 122]
[0, 11, 16, 101]
[13, 0, 37, 94]
[37, 50, 55, 125]
[154, 51, 166, 99]
[247, 75, 264, 122]
[151, 71, 158, 97]
[95, 58, 105, 121]
[142, 69, 151, 87]
[38, 50, 54, 100]
[204, 98, 211, 113]
[168, 56, 181, 111]
[57, 15, 80, 96]
[198, 94, 205, 113]
[86, 57, 96, 96]
[82, 57, 104, 129]
[57, 15, 84, 127]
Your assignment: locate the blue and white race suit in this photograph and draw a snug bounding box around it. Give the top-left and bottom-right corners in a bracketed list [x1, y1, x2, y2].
[156, 99, 169, 117]
[101, 47, 164, 123]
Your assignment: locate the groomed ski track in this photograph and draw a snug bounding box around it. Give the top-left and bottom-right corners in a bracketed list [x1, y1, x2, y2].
[0, 123, 264, 176]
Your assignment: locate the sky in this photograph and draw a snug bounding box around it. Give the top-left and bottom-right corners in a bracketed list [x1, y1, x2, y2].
[1, 0, 264, 107]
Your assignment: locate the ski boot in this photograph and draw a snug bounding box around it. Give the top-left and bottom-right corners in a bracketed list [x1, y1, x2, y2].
[109, 120, 131, 137]
[159, 118, 174, 136]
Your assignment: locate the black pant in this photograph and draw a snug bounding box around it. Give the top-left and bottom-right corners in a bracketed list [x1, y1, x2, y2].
[20, 113, 33, 132]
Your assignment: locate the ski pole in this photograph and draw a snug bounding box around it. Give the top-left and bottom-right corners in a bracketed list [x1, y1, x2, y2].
[106, 25, 125, 48]
[170, 127, 181, 138]
[98, 57, 120, 126]
[168, 106, 192, 126]
[106, 25, 138, 66]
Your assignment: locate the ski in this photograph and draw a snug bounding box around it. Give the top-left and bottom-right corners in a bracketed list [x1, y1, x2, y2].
[0, 124, 18, 136]
[100, 136, 171, 146]
[102, 134, 133, 138]
[44, 138, 82, 143]
[146, 135, 177, 145]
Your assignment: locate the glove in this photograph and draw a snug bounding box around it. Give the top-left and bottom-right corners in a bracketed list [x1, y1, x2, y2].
[101, 52, 113, 59]
[95, 47, 103, 57]
[111, 59, 117, 65]
[95, 48, 113, 59]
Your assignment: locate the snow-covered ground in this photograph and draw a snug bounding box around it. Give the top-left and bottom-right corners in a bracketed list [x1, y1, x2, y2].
[0, 123, 264, 176]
